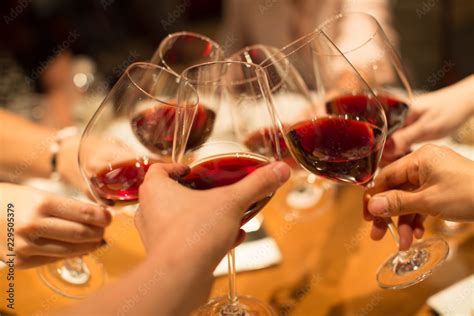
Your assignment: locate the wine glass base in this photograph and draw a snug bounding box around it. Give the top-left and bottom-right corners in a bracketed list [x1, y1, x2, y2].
[193, 295, 276, 316]
[376, 237, 449, 290]
[38, 256, 106, 299]
[282, 175, 335, 222]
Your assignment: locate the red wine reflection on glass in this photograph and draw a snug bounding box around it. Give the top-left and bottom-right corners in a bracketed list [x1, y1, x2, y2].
[180, 153, 271, 225]
[286, 117, 384, 185]
[178, 61, 279, 316]
[326, 94, 409, 135]
[131, 103, 216, 155]
[90, 158, 158, 207]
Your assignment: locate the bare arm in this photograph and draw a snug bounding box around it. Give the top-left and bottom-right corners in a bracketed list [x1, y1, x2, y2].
[0, 109, 56, 182]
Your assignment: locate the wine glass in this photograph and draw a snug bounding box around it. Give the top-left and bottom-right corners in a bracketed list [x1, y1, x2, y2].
[229, 44, 335, 222]
[316, 12, 413, 136]
[37, 62, 199, 299]
[79, 62, 199, 212]
[314, 12, 449, 289]
[269, 28, 448, 290]
[177, 61, 279, 315]
[151, 31, 225, 76]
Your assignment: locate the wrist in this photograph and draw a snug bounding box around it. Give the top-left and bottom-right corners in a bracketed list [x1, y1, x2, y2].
[468, 75, 474, 115]
[51, 127, 78, 180]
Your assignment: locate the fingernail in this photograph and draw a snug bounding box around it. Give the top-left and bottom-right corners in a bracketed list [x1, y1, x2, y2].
[104, 209, 113, 224]
[271, 162, 291, 183]
[369, 196, 389, 216]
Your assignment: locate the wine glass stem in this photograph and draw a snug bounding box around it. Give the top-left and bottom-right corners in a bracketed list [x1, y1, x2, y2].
[386, 219, 410, 259]
[226, 249, 240, 310]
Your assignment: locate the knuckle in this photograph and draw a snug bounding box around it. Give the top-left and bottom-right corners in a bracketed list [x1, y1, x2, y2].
[16, 239, 36, 256]
[79, 206, 95, 223]
[74, 226, 93, 240]
[259, 167, 278, 190]
[389, 192, 404, 214]
[420, 143, 439, 153]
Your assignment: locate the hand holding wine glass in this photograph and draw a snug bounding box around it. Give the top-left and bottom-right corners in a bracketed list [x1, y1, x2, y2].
[136, 161, 290, 255]
[384, 75, 474, 160]
[56, 161, 289, 316]
[268, 23, 449, 289]
[365, 144, 474, 245]
[0, 183, 110, 269]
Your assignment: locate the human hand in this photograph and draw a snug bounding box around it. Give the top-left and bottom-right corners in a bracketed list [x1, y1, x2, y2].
[135, 162, 291, 268]
[0, 183, 111, 268]
[365, 144, 474, 249]
[383, 76, 474, 161]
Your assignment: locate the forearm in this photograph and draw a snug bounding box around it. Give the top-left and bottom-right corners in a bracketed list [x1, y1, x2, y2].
[56, 237, 215, 315]
[447, 74, 474, 115]
[464, 74, 474, 115]
[0, 110, 56, 181]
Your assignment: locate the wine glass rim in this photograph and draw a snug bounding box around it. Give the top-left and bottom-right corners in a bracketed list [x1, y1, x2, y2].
[185, 140, 271, 164]
[125, 62, 199, 108]
[313, 12, 381, 56]
[180, 60, 266, 86]
[157, 31, 224, 75]
[229, 44, 291, 93]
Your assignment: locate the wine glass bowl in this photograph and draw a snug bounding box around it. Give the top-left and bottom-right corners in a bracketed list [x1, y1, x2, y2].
[151, 31, 224, 76]
[229, 44, 336, 221]
[315, 12, 413, 135]
[179, 141, 273, 226]
[79, 62, 199, 212]
[266, 31, 387, 186]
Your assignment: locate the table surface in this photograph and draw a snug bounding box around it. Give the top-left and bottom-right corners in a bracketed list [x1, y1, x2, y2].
[1, 183, 473, 316]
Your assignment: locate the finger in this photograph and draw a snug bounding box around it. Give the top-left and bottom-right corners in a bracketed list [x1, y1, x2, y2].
[27, 217, 104, 243]
[26, 238, 103, 257]
[413, 214, 425, 239]
[232, 229, 246, 248]
[363, 192, 373, 221]
[398, 215, 415, 251]
[223, 162, 291, 213]
[15, 256, 61, 269]
[368, 190, 423, 218]
[390, 115, 431, 154]
[146, 163, 190, 180]
[370, 217, 388, 241]
[369, 151, 420, 195]
[44, 197, 112, 228]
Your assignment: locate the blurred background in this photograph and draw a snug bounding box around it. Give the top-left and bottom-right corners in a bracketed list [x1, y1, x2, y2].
[1, 0, 473, 128]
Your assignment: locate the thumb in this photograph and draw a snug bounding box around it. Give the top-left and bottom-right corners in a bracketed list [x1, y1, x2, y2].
[225, 161, 291, 210]
[145, 163, 190, 181]
[368, 190, 422, 218]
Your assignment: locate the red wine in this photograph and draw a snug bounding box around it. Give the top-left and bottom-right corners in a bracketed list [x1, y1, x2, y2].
[244, 127, 289, 159]
[244, 127, 300, 168]
[90, 158, 157, 206]
[131, 103, 216, 155]
[326, 94, 408, 134]
[286, 117, 383, 184]
[179, 154, 271, 225]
